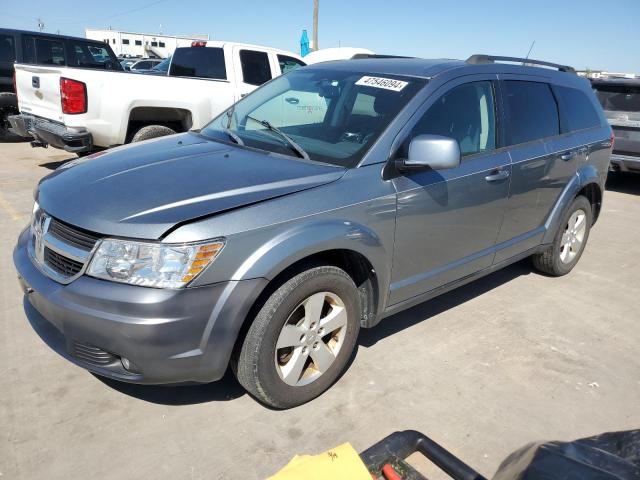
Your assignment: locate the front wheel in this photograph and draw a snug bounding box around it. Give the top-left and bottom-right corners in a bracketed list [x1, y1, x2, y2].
[235, 266, 361, 409]
[532, 195, 592, 276]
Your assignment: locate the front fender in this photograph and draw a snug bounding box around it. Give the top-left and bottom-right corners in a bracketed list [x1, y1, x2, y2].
[231, 219, 392, 314]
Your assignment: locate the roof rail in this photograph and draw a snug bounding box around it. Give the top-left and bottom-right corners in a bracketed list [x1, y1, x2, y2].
[351, 54, 413, 60]
[466, 54, 576, 73]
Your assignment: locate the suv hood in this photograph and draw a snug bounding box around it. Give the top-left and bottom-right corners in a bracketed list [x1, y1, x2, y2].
[38, 133, 346, 239]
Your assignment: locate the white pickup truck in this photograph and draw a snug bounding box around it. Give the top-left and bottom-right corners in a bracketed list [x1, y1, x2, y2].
[9, 41, 305, 153]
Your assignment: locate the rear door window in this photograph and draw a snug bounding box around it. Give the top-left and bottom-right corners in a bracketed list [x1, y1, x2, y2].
[0, 34, 16, 62]
[503, 80, 559, 145]
[69, 41, 119, 69]
[595, 84, 640, 113]
[240, 50, 272, 86]
[555, 85, 601, 131]
[277, 54, 306, 74]
[169, 47, 226, 79]
[35, 38, 66, 66]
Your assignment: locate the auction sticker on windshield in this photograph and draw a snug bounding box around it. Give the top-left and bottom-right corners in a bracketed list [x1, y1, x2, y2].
[356, 76, 408, 92]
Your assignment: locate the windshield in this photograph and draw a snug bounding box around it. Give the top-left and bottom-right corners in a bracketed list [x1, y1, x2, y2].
[201, 68, 425, 167]
[152, 56, 171, 73]
[595, 84, 640, 113]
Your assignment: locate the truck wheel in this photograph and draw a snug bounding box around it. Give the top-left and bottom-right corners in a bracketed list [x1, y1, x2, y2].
[532, 195, 592, 276]
[131, 125, 176, 143]
[235, 266, 361, 409]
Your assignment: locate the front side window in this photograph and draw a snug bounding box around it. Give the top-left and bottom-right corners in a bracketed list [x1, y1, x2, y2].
[240, 50, 272, 86]
[202, 69, 425, 167]
[278, 54, 306, 74]
[169, 47, 226, 79]
[0, 34, 16, 62]
[503, 80, 559, 145]
[406, 81, 496, 157]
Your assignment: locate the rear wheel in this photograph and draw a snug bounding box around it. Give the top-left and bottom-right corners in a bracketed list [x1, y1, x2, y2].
[131, 125, 176, 143]
[235, 266, 361, 409]
[532, 195, 592, 276]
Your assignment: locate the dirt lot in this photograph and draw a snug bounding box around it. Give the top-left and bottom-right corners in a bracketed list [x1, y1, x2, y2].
[1, 140, 639, 479]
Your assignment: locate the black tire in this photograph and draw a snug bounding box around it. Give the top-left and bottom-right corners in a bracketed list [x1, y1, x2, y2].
[532, 195, 592, 276]
[235, 266, 361, 409]
[130, 125, 176, 143]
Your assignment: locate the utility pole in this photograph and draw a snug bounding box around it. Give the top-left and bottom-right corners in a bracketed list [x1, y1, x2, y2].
[37, 18, 45, 32]
[312, 0, 319, 51]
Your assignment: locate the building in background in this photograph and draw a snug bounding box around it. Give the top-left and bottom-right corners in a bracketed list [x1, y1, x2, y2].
[85, 28, 209, 58]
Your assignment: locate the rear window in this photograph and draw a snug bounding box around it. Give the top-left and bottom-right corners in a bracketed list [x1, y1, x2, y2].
[555, 86, 600, 131]
[169, 47, 226, 79]
[503, 80, 559, 145]
[595, 84, 640, 113]
[240, 49, 272, 86]
[0, 34, 16, 62]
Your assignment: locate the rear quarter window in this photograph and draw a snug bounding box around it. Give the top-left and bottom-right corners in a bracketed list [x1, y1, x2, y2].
[0, 34, 16, 62]
[503, 80, 559, 145]
[169, 47, 227, 79]
[555, 85, 601, 131]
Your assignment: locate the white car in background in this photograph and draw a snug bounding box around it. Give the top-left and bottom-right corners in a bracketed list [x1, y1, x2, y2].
[10, 41, 306, 153]
[303, 47, 375, 64]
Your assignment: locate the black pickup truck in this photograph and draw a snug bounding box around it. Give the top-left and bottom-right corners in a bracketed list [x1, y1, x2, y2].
[593, 78, 640, 174]
[0, 28, 121, 140]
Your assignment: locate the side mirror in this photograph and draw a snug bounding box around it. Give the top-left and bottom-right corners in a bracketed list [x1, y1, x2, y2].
[396, 134, 461, 171]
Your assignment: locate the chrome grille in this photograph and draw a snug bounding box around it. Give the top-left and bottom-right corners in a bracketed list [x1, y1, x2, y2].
[44, 247, 84, 277]
[48, 218, 100, 251]
[72, 341, 117, 366]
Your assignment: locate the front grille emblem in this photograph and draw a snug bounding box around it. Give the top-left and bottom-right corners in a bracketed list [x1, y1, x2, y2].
[33, 212, 51, 265]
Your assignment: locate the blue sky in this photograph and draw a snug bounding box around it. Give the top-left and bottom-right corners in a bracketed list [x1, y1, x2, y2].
[3, 0, 639, 72]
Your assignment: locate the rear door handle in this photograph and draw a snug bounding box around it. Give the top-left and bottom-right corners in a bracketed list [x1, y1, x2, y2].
[485, 169, 510, 182]
[560, 151, 577, 161]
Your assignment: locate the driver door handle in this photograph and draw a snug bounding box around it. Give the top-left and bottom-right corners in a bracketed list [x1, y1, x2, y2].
[485, 169, 510, 182]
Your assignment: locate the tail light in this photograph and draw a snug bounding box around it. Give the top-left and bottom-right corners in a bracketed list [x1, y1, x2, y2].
[60, 78, 87, 114]
[191, 41, 207, 47]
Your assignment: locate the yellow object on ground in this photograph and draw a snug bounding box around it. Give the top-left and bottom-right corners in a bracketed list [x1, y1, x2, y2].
[268, 442, 372, 480]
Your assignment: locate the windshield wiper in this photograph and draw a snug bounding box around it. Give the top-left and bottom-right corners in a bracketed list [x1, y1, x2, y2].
[245, 115, 310, 161]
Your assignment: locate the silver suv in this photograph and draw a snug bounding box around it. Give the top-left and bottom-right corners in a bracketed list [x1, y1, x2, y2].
[14, 55, 612, 408]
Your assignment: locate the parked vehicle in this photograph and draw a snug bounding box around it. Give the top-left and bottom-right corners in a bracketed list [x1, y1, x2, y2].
[0, 28, 121, 140]
[118, 57, 140, 70]
[592, 78, 640, 173]
[9, 41, 306, 152]
[303, 47, 375, 64]
[14, 55, 612, 408]
[129, 58, 163, 72]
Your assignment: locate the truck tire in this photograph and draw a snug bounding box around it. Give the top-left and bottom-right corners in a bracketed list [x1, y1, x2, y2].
[532, 195, 592, 276]
[235, 266, 361, 409]
[131, 125, 176, 143]
[0, 92, 22, 142]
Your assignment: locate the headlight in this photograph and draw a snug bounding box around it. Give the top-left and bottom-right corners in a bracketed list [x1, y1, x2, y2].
[87, 238, 224, 289]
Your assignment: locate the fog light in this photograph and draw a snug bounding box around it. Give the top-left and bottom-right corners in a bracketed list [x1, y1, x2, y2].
[121, 357, 131, 370]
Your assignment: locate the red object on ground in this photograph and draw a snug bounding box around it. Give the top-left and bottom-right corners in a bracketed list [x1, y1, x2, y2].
[382, 463, 402, 480]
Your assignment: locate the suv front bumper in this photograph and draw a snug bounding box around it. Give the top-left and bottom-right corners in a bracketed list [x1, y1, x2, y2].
[13, 227, 267, 384]
[9, 114, 93, 153]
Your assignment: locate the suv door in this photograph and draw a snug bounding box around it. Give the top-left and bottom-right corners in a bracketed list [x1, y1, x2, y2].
[233, 48, 273, 99]
[493, 78, 573, 263]
[389, 77, 511, 305]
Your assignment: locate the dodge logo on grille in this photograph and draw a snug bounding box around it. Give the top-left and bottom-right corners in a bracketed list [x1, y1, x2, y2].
[33, 212, 51, 265]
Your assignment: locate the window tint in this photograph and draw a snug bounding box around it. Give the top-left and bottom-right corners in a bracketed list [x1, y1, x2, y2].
[408, 81, 496, 156]
[240, 50, 272, 86]
[595, 84, 640, 113]
[503, 81, 559, 145]
[169, 47, 226, 79]
[278, 54, 305, 74]
[555, 86, 600, 131]
[35, 38, 65, 66]
[0, 35, 16, 62]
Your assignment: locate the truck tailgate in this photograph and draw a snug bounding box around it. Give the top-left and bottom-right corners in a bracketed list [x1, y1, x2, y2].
[15, 64, 64, 123]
